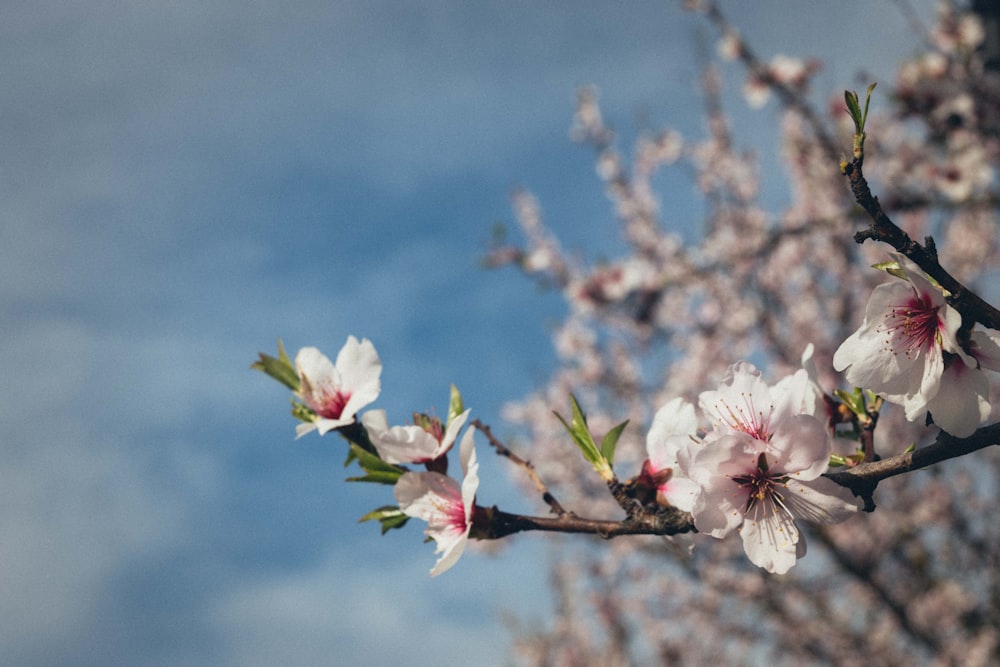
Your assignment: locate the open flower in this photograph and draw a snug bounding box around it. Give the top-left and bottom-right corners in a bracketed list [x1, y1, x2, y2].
[922, 329, 1000, 436]
[394, 427, 479, 576]
[680, 429, 858, 574]
[294, 336, 382, 437]
[678, 361, 858, 573]
[362, 408, 471, 464]
[699, 360, 813, 442]
[832, 255, 988, 436]
[643, 397, 701, 511]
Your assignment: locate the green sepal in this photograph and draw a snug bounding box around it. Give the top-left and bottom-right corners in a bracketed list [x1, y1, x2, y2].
[251, 338, 301, 392]
[871, 259, 905, 280]
[447, 384, 465, 427]
[290, 400, 316, 424]
[359, 505, 410, 534]
[554, 394, 613, 480]
[344, 442, 406, 485]
[600, 420, 629, 467]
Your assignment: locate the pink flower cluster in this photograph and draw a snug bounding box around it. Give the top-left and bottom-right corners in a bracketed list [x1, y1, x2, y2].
[292, 337, 480, 576]
[647, 361, 858, 574]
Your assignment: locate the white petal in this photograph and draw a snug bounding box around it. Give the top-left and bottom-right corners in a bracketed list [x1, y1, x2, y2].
[336, 337, 383, 421]
[458, 428, 480, 516]
[971, 329, 1000, 372]
[295, 346, 340, 400]
[429, 532, 469, 577]
[394, 471, 461, 522]
[661, 477, 700, 513]
[361, 409, 389, 433]
[440, 409, 472, 452]
[740, 508, 799, 574]
[782, 478, 859, 524]
[769, 414, 831, 481]
[647, 398, 699, 451]
[926, 361, 990, 437]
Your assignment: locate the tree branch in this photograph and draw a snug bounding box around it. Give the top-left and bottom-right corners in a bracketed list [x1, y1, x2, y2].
[843, 157, 1000, 330]
[474, 504, 695, 541]
[826, 422, 1000, 503]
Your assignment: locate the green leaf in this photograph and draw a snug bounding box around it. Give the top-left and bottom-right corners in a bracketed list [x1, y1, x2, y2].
[844, 89, 862, 128]
[554, 394, 613, 480]
[833, 387, 866, 418]
[599, 420, 629, 466]
[447, 384, 465, 427]
[251, 338, 300, 392]
[862, 82, 877, 128]
[359, 506, 410, 534]
[345, 442, 406, 485]
[844, 83, 877, 158]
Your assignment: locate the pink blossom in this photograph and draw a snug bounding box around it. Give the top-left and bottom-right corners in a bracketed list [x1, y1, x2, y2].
[832, 256, 990, 436]
[678, 362, 858, 573]
[394, 428, 479, 576]
[680, 429, 858, 574]
[362, 408, 471, 464]
[294, 337, 382, 437]
[644, 397, 701, 511]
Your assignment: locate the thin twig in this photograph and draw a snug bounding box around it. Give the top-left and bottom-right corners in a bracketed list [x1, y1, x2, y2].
[472, 418, 570, 516]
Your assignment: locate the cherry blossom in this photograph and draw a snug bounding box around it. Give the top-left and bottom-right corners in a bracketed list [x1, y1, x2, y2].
[643, 397, 701, 511]
[679, 428, 858, 574]
[699, 361, 812, 442]
[831, 255, 990, 435]
[394, 428, 480, 576]
[294, 336, 382, 437]
[362, 408, 471, 465]
[676, 362, 858, 573]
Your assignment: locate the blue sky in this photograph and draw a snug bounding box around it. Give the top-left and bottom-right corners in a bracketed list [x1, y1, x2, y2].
[2, 2, 933, 665]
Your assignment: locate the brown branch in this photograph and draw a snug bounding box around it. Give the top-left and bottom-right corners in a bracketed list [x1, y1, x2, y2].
[474, 504, 695, 541]
[826, 421, 1000, 505]
[843, 158, 1000, 330]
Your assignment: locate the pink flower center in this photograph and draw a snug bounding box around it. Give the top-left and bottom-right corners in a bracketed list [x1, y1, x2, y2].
[431, 487, 468, 535]
[716, 392, 773, 441]
[731, 453, 788, 518]
[316, 389, 351, 419]
[884, 294, 941, 358]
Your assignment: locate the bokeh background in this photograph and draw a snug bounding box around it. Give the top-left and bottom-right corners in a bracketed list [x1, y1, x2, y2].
[2, 2, 934, 665]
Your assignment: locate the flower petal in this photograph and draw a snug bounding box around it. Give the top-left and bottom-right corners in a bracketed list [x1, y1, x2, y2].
[740, 506, 799, 574]
[925, 360, 991, 437]
[781, 478, 859, 524]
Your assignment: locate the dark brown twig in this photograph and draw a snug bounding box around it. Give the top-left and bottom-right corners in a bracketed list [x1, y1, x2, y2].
[826, 422, 1000, 503]
[843, 158, 1000, 330]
